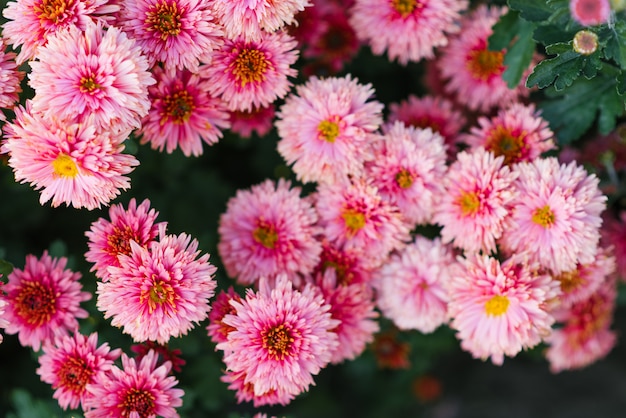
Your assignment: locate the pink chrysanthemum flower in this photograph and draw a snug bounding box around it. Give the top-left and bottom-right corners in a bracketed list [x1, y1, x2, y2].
[229, 104, 276, 139]
[545, 277, 617, 372]
[206, 287, 242, 345]
[387, 95, 466, 157]
[448, 253, 560, 365]
[120, 0, 223, 71]
[461, 103, 556, 166]
[97, 233, 217, 344]
[276, 75, 384, 184]
[601, 210, 626, 280]
[552, 247, 615, 309]
[312, 240, 374, 287]
[364, 122, 447, 226]
[28, 21, 155, 134]
[216, 275, 339, 400]
[211, 0, 311, 41]
[1, 104, 139, 210]
[130, 341, 186, 374]
[315, 178, 410, 268]
[373, 236, 455, 334]
[500, 157, 607, 274]
[438, 5, 530, 112]
[349, 0, 468, 65]
[314, 270, 379, 364]
[0, 42, 24, 114]
[570, 0, 611, 26]
[2, 0, 117, 64]
[0, 284, 8, 344]
[36, 332, 121, 410]
[2, 252, 91, 351]
[433, 148, 517, 254]
[218, 179, 322, 286]
[140, 66, 231, 157]
[85, 198, 166, 281]
[204, 31, 298, 112]
[84, 350, 184, 418]
[221, 370, 295, 407]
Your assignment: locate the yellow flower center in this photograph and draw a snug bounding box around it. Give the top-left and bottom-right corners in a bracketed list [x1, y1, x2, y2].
[252, 222, 278, 249]
[466, 48, 505, 81]
[162, 90, 195, 125]
[141, 276, 177, 314]
[486, 125, 525, 165]
[484, 295, 509, 316]
[556, 270, 583, 294]
[342, 208, 366, 235]
[79, 75, 101, 94]
[395, 169, 414, 189]
[52, 154, 78, 178]
[59, 356, 93, 394]
[318, 119, 341, 143]
[391, 0, 422, 17]
[34, 0, 73, 23]
[262, 323, 295, 360]
[146, 0, 182, 40]
[232, 48, 269, 86]
[121, 388, 156, 418]
[457, 191, 481, 216]
[15, 281, 57, 326]
[532, 205, 555, 228]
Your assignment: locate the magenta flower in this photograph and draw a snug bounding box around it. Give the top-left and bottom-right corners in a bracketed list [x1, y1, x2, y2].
[312, 239, 375, 287]
[216, 275, 339, 401]
[36, 332, 121, 410]
[349, 0, 468, 64]
[2, 252, 91, 351]
[84, 350, 184, 418]
[140, 66, 231, 157]
[229, 104, 276, 139]
[0, 41, 24, 113]
[221, 369, 295, 407]
[276, 75, 384, 184]
[85, 198, 166, 280]
[570, 0, 611, 26]
[218, 179, 322, 286]
[206, 287, 242, 345]
[97, 233, 217, 344]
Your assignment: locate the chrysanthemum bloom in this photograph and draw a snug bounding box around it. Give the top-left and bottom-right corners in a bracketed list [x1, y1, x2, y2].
[311, 240, 374, 287]
[314, 270, 379, 364]
[315, 178, 411, 268]
[0, 42, 24, 114]
[570, 0, 611, 26]
[364, 122, 447, 226]
[28, 21, 155, 134]
[97, 233, 217, 344]
[552, 247, 615, 309]
[0, 284, 9, 344]
[216, 275, 339, 400]
[2, 252, 91, 351]
[448, 253, 560, 365]
[120, 0, 223, 71]
[276, 75, 384, 184]
[432, 148, 517, 254]
[2, 0, 117, 64]
[140, 66, 231, 157]
[204, 31, 298, 112]
[601, 210, 626, 280]
[218, 179, 322, 286]
[438, 5, 530, 112]
[373, 236, 455, 333]
[211, 0, 311, 41]
[36, 332, 121, 410]
[221, 370, 295, 407]
[461, 103, 556, 166]
[1, 104, 139, 210]
[130, 341, 186, 373]
[206, 287, 242, 345]
[83, 350, 184, 418]
[349, 0, 468, 65]
[500, 157, 606, 274]
[229, 104, 276, 138]
[85, 198, 166, 281]
[545, 277, 617, 372]
[387, 95, 466, 157]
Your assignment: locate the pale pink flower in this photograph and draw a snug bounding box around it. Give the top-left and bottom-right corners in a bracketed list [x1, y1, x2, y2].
[2, 0, 118, 64]
[85, 198, 166, 281]
[28, 21, 155, 134]
[2, 252, 91, 351]
[448, 253, 560, 365]
[570, 0, 611, 26]
[0, 41, 24, 113]
[373, 236, 455, 334]
[315, 178, 410, 268]
[1, 104, 138, 210]
[216, 275, 339, 400]
[97, 233, 217, 344]
[229, 104, 276, 138]
[364, 122, 447, 226]
[500, 157, 607, 274]
[349, 0, 468, 64]
[204, 31, 299, 112]
[36, 332, 121, 410]
[276, 75, 384, 184]
[433, 148, 518, 254]
[206, 287, 241, 345]
[545, 277, 617, 372]
[221, 370, 295, 407]
[211, 0, 311, 41]
[438, 5, 530, 112]
[218, 179, 322, 286]
[140, 66, 231, 157]
[461, 103, 556, 166]
[84, 350, 184, 418]
[120, 0, 223, 71]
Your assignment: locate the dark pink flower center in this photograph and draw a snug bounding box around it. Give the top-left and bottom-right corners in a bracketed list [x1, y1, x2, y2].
[106, 226, 142, 258]
[15, 281, 57, 326]
[59, 356, 93, 394]
[120, 388, 155, 418]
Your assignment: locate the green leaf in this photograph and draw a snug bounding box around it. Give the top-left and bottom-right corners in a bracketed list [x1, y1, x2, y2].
[48, 239, 67, 258]
[502, 19, 537, 88]
[488, 10, 521, 51]
[598, 85, 626, 134]
[526, 44, 581, 89]
[533, 24, 577, 45]
[0, 259, 13, 280]
[617, 71, 626, 95]
[602, 20, 626, 69]
[508, 0, 553, 21]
